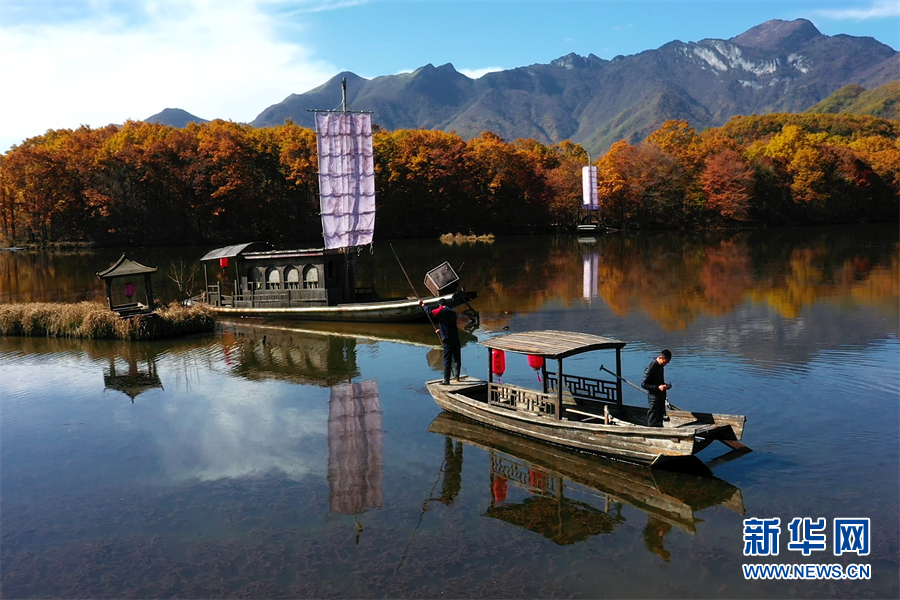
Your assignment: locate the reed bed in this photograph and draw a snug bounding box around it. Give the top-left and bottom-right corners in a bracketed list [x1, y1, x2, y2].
[440, 232, 495, 245]
[0, 301, 215, 340]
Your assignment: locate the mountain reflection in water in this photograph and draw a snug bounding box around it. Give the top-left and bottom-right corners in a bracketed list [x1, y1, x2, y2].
[428, 412, 744, 554]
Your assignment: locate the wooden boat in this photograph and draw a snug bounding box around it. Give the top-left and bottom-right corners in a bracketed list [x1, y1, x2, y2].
[426, 330, 748, 466]
[195, 80, 478, 324]
[197, 242, 477, 322]
[428, 412, 745, 538]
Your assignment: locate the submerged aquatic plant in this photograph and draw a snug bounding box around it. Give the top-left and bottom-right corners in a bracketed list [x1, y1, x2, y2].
[0, 301, 214, 340]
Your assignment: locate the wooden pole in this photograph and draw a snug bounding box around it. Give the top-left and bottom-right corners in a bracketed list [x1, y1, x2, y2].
[599, 364, 681, 411]
[556, 358, 564, 419]
[389, 244, 443, 346]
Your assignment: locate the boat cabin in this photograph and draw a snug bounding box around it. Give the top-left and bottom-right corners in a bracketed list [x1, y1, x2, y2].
[481, 331, 626, 422]
[201, 242, 377, 309]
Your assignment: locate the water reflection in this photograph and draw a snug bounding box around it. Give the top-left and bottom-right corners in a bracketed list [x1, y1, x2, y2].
[219, 320, 361, 386]
[5, 227, 896, 334]
[582, 250, 599, 300]
[328, 380, 383, 516]
[103, 352, 163, 402]
[428, 412, 744, 554]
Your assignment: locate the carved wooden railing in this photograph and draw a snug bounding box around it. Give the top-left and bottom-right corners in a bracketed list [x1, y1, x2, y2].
[490, 453, 560, 495]
[488, 382, 557, 417]
[231, 288, 329, 308]
[546, 373, 620, 405]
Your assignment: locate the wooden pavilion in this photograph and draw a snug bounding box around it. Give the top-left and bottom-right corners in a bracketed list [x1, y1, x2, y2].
[97, 254, 157, 316]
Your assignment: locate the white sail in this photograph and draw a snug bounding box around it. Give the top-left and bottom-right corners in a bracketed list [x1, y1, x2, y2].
[315, 112, 376, 249]
[582, 165, 598, 210]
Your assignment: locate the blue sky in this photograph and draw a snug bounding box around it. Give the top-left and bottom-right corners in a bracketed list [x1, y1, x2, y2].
[1, 0, 898, 153]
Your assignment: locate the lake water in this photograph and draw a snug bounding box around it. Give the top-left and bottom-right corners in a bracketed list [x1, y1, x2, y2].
[1, 225, 898, 598]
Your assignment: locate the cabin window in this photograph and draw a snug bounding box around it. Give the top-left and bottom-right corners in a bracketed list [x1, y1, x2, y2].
[266, 267, 281, 290]
[285, 266, 300, 290]
[303, 264, 319, 289]
[247, 267, 263, 291]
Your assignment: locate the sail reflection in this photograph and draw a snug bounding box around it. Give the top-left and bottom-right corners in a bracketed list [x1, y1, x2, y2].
[328, 380, 383, 515]
[428, 412, 744, 552]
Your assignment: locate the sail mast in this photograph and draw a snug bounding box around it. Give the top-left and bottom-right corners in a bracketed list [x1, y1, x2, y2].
[309, 79, 376, 252]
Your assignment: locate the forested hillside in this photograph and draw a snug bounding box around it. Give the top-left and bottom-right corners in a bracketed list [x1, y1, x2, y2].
[1, 113, 897, 247]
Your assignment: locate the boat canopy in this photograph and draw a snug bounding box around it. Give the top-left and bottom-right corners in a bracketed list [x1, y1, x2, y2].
[480, 330, 626, 360]
[200, 242, 274, 262]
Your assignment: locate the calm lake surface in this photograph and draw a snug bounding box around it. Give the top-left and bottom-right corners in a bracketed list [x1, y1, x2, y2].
[1, 225, 898, 599]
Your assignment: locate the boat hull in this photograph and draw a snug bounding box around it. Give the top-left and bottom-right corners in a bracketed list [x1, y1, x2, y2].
[426, 379, 746, 466]
[200, 291, 475, 323]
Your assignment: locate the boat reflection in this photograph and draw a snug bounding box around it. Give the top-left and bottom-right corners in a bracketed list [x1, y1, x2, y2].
[219, 320, 362, 387]
[218, 318, 477, 386]
[428, 412, 744, 553]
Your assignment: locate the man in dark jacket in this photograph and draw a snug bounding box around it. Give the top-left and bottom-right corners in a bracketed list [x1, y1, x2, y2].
[420, 298, 461, 384]
[641, 349, 672, 427]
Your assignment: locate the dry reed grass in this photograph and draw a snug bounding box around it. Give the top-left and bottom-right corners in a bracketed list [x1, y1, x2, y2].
[439, 232, 495, 245]
[0, 301, 215, 340]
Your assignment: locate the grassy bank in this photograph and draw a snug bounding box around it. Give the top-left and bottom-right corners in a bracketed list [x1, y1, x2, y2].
[0, 302, 215, 340]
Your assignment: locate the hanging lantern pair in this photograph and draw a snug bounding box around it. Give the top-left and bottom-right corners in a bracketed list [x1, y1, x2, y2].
[492, 350, 544, 383]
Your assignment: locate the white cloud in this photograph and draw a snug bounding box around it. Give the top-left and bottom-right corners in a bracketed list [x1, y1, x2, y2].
[812, 0, 900, 20]
[458, 66, 504, 79]
[0, 1, 337, 152]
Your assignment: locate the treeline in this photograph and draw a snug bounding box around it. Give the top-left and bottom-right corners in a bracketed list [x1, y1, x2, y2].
[598, 114, 899, 228]
[0, 113, 897, 246]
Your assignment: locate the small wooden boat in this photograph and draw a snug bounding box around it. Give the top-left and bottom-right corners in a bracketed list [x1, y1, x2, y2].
[426, 330, 749, 466]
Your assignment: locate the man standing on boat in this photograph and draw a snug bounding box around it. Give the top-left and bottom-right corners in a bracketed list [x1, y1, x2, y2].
[420, 298, 461, 384]
[642, 350, 672, 427]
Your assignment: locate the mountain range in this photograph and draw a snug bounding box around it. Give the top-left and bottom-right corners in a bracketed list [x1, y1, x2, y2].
[146, 19, 899, 156]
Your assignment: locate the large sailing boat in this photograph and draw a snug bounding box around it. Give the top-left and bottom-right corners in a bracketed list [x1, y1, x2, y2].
[197, 80, 477, 323]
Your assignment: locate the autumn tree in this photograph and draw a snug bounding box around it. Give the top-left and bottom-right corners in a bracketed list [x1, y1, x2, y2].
[699, 148, 755, 222]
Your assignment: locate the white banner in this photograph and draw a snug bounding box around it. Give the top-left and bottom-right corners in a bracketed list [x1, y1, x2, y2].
[582, 166, 598, 210]
[316, 112, 376, 249]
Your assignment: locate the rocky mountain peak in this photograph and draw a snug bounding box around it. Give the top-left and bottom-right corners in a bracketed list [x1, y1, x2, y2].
[730, 18, 823, 51]
[551, 53, 589, 69]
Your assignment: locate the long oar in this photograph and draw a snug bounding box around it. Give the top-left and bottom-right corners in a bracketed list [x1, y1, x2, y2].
[390, 244, 443, 346]
[599, 364, 681, 410]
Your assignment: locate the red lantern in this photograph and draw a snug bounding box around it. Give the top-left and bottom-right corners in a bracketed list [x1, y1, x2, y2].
[491, 349, 506, 377]
[219, 257, 229, 269]
[527, 354, 544, 382]
[124, 283, 135, 298]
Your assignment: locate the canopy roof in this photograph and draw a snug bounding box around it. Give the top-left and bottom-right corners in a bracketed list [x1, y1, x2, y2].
[480, 330, 626, 359]
[97, 254, 157, 279]
[200, 242, 274, 262]
[485, 496, 621, 545]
